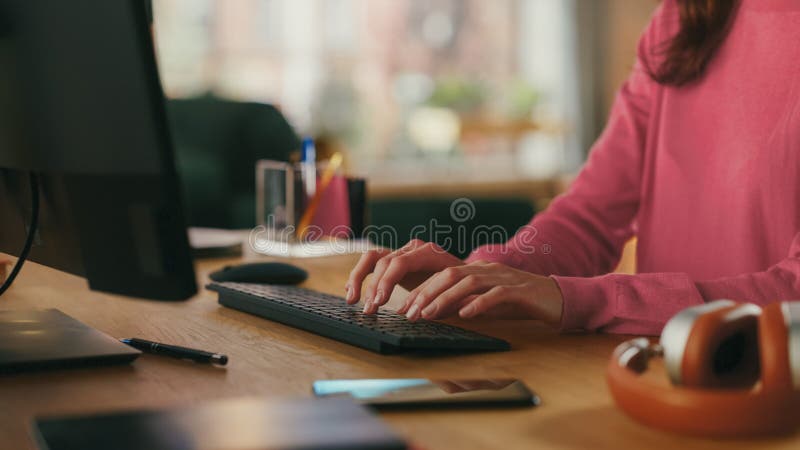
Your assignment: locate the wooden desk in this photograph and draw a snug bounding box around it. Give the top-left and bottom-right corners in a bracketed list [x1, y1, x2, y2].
[1, 254, 797, 450]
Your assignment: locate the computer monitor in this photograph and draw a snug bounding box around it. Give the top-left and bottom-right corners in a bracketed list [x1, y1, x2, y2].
[0, 1, 196, 300]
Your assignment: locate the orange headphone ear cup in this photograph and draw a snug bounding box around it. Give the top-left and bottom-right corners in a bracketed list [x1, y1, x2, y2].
[680, 304, 760, 388]
[759, 302, 793, 392]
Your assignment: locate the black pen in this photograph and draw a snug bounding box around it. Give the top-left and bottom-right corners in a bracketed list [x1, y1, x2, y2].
[120, 338, 228, 366]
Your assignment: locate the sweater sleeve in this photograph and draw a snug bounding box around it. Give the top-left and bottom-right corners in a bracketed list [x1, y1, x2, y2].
[467, 3, 673, 276]
[554, 233, 800, 335]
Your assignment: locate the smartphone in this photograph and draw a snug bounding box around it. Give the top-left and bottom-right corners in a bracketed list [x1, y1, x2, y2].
[312, 378, 540, 409]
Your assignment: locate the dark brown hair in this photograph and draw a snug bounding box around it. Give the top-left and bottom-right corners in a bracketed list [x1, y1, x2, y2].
[650, 0, 739, 86]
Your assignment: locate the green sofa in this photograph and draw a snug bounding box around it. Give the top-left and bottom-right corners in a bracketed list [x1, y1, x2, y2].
[368, 197, 536, 259]
[166, 94, 300, 229]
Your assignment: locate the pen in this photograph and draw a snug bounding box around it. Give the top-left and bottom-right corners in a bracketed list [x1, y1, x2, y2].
[301, 137, 317, 199]
[120, 338, 228, 366]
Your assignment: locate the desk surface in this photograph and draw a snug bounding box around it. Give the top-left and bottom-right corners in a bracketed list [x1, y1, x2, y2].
[1, 253, 797, 450]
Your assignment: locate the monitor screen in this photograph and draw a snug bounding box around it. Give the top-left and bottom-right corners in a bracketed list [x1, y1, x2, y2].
[0, 0, 196, 300]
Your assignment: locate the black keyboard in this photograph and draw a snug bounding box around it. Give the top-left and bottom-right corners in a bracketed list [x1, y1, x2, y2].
[207, 282, 510, 354]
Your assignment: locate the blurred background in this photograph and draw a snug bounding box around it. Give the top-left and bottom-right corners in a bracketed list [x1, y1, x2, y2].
[152, 0, 656, 267]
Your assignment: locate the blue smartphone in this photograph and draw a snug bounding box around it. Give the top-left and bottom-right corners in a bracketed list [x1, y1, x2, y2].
[312, 378, 540, 409]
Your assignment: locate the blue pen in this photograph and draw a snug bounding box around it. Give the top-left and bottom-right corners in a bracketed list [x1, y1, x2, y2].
[301, 137, 317, 198]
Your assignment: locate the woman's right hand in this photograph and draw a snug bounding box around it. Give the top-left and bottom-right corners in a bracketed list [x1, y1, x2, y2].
[345, 239, 464, 314]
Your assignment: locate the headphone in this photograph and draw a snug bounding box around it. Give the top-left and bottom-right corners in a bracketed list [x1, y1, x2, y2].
[607, 300, 800, 437]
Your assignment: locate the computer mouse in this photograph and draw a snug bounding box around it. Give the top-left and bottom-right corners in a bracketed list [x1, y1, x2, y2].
[209, 262, 308, 285]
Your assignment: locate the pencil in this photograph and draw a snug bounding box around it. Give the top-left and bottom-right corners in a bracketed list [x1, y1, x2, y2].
[297, 152, 344, 239]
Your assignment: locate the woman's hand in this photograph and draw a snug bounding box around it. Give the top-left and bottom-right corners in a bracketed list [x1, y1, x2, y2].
[345, 239, 563, 324]
[345, 239, 464, 314]
[397, 260, 563, 324]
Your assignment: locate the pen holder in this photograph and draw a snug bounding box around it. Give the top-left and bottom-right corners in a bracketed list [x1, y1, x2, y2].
[255, 159, 364, 243]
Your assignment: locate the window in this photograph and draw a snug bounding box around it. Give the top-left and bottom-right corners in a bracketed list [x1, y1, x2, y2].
[154, 0, 582, 180]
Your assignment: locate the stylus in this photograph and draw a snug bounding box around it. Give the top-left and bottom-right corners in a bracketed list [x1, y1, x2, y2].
[120, 338, 228, 365]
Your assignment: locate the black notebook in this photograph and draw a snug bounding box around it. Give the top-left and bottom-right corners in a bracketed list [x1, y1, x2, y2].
[33, 397, 407, 450]
[0, 309, 140, 373]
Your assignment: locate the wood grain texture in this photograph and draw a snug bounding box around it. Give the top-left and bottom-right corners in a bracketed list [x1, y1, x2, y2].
[0, 257, 11, 284]
[1, 252, 798, 450]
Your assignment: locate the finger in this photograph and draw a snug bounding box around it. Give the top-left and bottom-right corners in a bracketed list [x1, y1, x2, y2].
[369, 241, 428, 307]
[402, 267, 460, 318]
[420, 273, 493, 320]
[372, 253, 422, 307]
[459, 285, 516, 318]
[396, 243, 466, 315]
[404, 266, 475, 321]
[346, 248, 391, 304]
[345, 248, 390, 304]
[406, 265, 492, 321]
[454, 295, 480, 314]
[402, 269, 453, 320]
[398, 270, 438, 315]
[467, 259, 493, 266]
[363, 240, 424, 313]
[401, 294, 475, 318]
[372, 241, 453, 314]
[399, 263, 438, 314]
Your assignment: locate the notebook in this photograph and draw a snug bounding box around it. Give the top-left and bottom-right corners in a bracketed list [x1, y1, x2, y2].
[33, 397, 408, 450]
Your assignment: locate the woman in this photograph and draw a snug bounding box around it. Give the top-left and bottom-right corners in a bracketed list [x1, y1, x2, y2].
[345, 0, 800, 335]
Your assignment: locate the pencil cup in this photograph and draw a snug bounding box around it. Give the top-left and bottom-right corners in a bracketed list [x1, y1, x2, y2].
[255, 159, 352, 244]
[256, 160, 302, 243]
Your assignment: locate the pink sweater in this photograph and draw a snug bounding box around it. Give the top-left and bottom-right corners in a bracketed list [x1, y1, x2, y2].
[468, 0, 800, 335]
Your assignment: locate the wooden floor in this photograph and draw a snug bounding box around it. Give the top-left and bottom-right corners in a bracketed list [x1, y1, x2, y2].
[1, 253, 797, 450]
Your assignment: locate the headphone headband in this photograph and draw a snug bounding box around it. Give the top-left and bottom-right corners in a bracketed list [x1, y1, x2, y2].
[608, 300, 800, 437]
[606, 356, 800, 436]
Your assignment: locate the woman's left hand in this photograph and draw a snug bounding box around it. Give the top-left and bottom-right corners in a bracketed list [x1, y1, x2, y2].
[397, 260, 564, 325]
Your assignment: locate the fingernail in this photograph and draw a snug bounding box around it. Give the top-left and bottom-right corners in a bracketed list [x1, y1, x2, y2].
[422, 303, 437, 318]
[346, 286, 354, 302]
[406, 304, 420, 321]
[460, 304, 476, 318]
[400, 296, 413, 313]
[374, 290, 384, 306]
[396, 302, 408, 314]
[363, 299, 371, 314]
